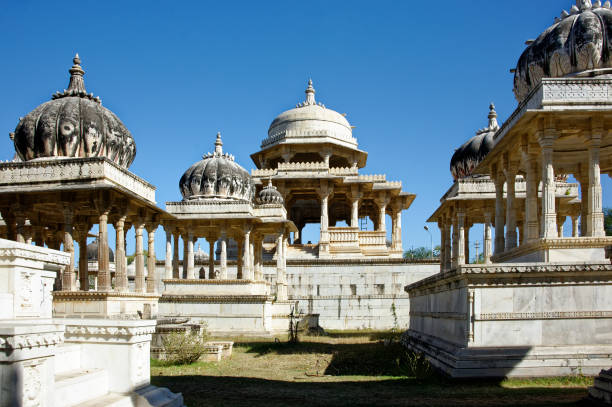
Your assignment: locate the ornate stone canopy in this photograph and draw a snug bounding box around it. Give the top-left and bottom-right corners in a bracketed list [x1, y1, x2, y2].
[450, 104, 499, 180]
[11, 54, 136, 168]
[257, 179, 284, 205]
[514, 0, 612, 103]
[179, 133, 255, 202]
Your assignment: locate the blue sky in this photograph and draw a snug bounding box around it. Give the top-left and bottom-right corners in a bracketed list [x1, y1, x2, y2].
[1, 1, 610, 258]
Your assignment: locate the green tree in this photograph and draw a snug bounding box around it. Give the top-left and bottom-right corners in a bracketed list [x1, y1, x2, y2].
[403, 245, 440, 260]
[605, 208, 612, 236]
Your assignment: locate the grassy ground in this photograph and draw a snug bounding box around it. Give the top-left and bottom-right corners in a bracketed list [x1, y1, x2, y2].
[151, 331, 594, 407]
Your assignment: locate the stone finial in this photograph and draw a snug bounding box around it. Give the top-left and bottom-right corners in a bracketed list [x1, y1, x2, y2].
[67, 53, 86, 94]
[214, 132, 223, 155]
[305, 78, 316, 105]
[577, 0, 593, 10]
[488, 103, 499, 131]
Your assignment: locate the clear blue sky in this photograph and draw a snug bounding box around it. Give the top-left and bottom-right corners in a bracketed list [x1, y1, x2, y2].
[1, 1, 610, 257]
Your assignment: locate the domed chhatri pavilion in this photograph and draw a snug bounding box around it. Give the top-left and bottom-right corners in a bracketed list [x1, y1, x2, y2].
[406, 0, 612, 382]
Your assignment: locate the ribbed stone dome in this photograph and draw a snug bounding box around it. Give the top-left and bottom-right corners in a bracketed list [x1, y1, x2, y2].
[257, 179, 284, 205]
[450, 104, 499, 181]
[265, 80, 356, 148]
[514, 0, 612, 103]
[11, 55, 136, 167]
[86, 239, 115, 263]
[179, 133, 255, 201]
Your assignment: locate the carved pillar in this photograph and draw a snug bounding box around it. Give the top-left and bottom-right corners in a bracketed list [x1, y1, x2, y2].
[376, 194, 389, 232]
[587, 129, 605, 237]
[451, 213, 458, 268]
[220, 233, 227, 279]
[243, 225, 252, 280]
[115, 216, 128, 292]
[236, 237, 243, 279]
[208, 235, 216, 279]
[61, 205, 76, 291]
[579, 177, 588, 237]
[318, 181, 332, 255]
[444, 217, 452, 271]
[182, 232, 188, 279]
[572, 215, 579, 237]
[249, 236, 255, 280]
[391, 202, 403, 252]
[14, 208, 26, 244]
[276, 232, 287, 301]
[456, 210, 466, 266]
[350, 186, 361, 228]
[254, 234, 262, 281]
[518, 220, 525, 246]
[164, 226, 173, 280]
[134, 222, 145, 293]
[505, 163, 518, 250]
[525, 155, 540, 242]
[77, 223, 89, 291]
[97, 209, 111, 292]
[147, 224, 157, 292]
[539, 133, 557, 238]
[186, 231, 195, 279]
[439, 221, 446, 272]
[493, 172, 505, 255]
[483, 210, 492, 264]
[464, 221, 470, 264]
[172, 230, 180, 278]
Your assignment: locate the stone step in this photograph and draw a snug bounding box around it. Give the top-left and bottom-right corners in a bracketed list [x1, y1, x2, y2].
[134, 385, 185, 407]
[54, 368, 109, 407]
[78, 392, 134, 407]
[54, 343, 81, 375]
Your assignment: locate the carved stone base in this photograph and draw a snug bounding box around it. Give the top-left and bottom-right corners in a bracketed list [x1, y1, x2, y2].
[492, 237, 612, 263]
[53, 291, 160, 318]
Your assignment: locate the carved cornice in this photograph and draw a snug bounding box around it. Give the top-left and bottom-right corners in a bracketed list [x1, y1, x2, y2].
[0, 247, 70, 266]
[492, 237, 612, 263]
[160, 294, 273, 303]
[0, 332, 64, 350]
[477, 311, 612, 321]
[162, 279, 261, 285]
[53, 291, 161, 300]
[64, 324, 156, 339]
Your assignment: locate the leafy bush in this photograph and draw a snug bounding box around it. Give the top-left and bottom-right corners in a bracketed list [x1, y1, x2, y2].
[395, 349, 432, 379]
[161, 330, 208, 365]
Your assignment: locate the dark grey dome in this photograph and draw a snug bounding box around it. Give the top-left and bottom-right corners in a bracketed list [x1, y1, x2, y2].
[257, 179, 284, 205]
[514, 1, 612, 103]
[11, 54, 136, 168]
[86, 239, 115, 262]
[179, 133, 255, 201]
[450, 104, 499, 181]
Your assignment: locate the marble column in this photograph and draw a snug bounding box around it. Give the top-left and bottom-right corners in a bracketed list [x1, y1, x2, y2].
[540, 136, 557, 238]
[483, 211, 492, 264]
[254, 235, 262, 281]
[444, 219, 452, 271]
[182, 233, 188, 279]
[451, 215, 458, 268]
[392, 206, 402, 252]
[579, 178, 588, 237]
[456, 210, 466, 266]
[236, 237, 244, 279]
[525, 156, 540, 241]
[14, 209, 26, 244]
[276, 232, 287, 301]
[319, 183, 331, 254]
[135, 222, 145, 293]
[172, 231, 180, 278]
[464, 221, 470, 264]
[249, 237, 255, 280]
[77, 224, 89, 291]
[493, 175, 506, 255]
[505, 167, 518, 250]
[439, 222, 446, 272]
[98, 210, 111, 292]
[220, 234, 227, 279]
[208, 235, 216, 279]
[115, 216, 128, 292]
[243, 225, 252, 280]
[186, 231, 195, 279]
[350, 196, 360, 228]
[164, 227, 173, 280]
[572, 215, 579, 237]
[147, 224, 157, 292]
[587, 137, 605, 237]
[377, 196, 388, 232]
[62, 206, 76, 291]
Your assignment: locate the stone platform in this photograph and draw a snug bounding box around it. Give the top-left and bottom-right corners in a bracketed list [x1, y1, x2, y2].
[404, 262, 612, 378]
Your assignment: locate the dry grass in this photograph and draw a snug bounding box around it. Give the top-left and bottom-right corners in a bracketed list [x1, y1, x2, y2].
[151, 331, 594, 407]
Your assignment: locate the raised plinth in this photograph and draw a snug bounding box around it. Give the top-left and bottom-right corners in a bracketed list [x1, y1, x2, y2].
[53, 291, 160, 318]
[404, 262, 612, 378]
[492, 237, 612, 263]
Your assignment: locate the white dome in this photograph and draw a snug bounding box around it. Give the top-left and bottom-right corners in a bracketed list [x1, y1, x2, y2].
[263, 80, 357, 149]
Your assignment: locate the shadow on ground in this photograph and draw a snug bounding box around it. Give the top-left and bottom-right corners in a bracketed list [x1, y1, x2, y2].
[151, 374, 592, 407]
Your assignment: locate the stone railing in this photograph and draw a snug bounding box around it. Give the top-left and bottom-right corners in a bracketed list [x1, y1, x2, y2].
[251, 168, 277, 177]
[356, 174, 386, 182]
[329, 167, 358, 176]
[329, 227, 359, 245]
[384, 181, 402, 188]
[277, 161, 329, 172]
[358, 231, 387, 249]
[261, 129, 358, 148]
